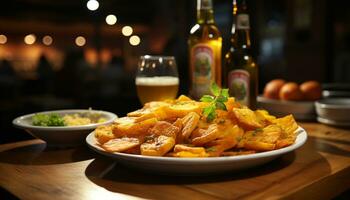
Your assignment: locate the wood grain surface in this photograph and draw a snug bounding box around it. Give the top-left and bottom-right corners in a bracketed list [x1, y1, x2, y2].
[0, 122, 349, 200]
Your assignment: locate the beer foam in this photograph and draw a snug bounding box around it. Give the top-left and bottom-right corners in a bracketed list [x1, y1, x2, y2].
[135, 76, 179, 86]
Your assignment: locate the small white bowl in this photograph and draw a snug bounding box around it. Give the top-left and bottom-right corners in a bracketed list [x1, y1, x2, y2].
[315, 98, 350, 122]
[257, 96, 316, 120]
[13, 109, 117, 147]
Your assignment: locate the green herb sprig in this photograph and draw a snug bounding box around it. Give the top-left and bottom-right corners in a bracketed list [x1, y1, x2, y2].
[200, 83, 229, 122]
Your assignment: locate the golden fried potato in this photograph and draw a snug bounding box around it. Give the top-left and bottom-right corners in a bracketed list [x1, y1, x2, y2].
[173, 118, 183, 130]
[164, 101, 201, 118]
[274, 115, 298, 149]
[205, 125, 244, 156]
[240, 125, 282, 151]
[275, 115, 298, 136]
[102, 137, 140, 152]
[114, 116, 136, 125]
[225, 97, 240, 111]
[192, 124, 221, 146]
[148, 121, 180, 139]
[127, 108, 150, 117]
[179, 112, 200, 143]
[174, 144, 206, 154]
[176, 95, 193, 102]
[255, 110, 276, 126]
[244, 141, 275, 151]
[173, 151, 209, 157]
[233, 108, 263, 130]
[276, 139, 295, 149]
[113, 117, 158, 137]
[95, 124, 115, 144]
[140, 135, 175, 156]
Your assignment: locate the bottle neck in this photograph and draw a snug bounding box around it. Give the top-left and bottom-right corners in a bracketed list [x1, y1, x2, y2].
[197, 0, 215, 24]
[230, 0, 251, 49]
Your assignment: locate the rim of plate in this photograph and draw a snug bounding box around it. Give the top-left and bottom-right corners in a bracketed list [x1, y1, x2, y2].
[86, 127, 307, 163]
[13, 109, 117, 131]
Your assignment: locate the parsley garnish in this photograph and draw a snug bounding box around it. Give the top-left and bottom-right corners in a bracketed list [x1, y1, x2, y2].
[200, 82, 229, 122]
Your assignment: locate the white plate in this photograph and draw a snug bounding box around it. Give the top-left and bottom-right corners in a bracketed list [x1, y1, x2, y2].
[86, 127, 307, 175]
[13, 109, 117, 147]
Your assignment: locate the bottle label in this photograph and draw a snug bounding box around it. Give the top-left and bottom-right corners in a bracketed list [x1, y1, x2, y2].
[237, 14, 250, 30]
[228, 69, 250, 106]
[191, 43, 215, 98]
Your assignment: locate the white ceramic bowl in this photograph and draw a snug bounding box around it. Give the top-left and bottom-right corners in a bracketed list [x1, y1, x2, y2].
[315, 98, 350, 122]
[13, 109, 117, 147]
[257, 96, 316, 120]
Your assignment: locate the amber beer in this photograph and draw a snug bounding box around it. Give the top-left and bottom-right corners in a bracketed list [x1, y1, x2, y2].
[136, 76, 179, 105]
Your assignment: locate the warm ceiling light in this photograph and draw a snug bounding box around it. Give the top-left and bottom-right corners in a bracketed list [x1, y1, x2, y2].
[24, 34, 36, 45]
[42, 35, 53, 46]
[87, 0, 99, 11]
[105, 14, 117, 25]
[0, 35, 7, 44]
[129, 35, 140, 46]
[75, 36, 86, 47]
[122, 26, 133, 36]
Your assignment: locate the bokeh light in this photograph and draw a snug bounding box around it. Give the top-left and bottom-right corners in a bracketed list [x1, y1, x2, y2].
[122, 26, 133, 36]
[0, 35, 7, 44]
[105, 14, 117, 25]
[75, 36, 86, 47]
[24, 34, 36, 45]
[87, 0, 99, 11]
[129, 35, 140, 46]
[42, 35, 53, 46]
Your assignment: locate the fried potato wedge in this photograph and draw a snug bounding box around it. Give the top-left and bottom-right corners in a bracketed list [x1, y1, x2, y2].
[275, 115, 298, 136]
[140, 135, 175, 156]
[275, 115, 298, 149]
[176, 95, 193, 102]
[164, 101, 201, 118]
[244, 141, 275, 151]
[173, 151, 209, 157]
[102, 137, 140, 152]
[225, 97, 240, 111]
[113, 117, 158, 137]
[173, 144, 206, 154]
[240, 125, 282, 151]
[148, 121, 180, 139]
[233, 108, 263, 130]
[179, 112, 200, 143]
[255, 110, 276, 126]
[205, 125, 244, 156]
[192, 124, 221, 146]
[95, 124, 115, 144]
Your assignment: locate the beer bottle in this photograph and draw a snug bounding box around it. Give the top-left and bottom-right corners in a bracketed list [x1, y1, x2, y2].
[188, 0, 222, 100]
[224, 0, 258, 109]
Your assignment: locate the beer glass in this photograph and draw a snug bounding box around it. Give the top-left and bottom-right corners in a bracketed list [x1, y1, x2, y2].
[136, 55, 179, 105]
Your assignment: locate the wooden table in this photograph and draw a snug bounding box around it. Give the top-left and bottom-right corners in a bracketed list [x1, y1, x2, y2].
[0, 122, 349, 200]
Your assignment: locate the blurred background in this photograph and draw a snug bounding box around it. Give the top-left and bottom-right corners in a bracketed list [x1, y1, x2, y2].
[1, 0, 350, 143]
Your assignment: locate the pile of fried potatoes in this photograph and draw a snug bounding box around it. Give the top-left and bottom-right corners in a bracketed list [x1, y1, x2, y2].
[94, 95, 299, 157]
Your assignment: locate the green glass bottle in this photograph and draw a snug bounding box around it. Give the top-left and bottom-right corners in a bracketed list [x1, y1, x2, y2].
[224, 0, 258, 109]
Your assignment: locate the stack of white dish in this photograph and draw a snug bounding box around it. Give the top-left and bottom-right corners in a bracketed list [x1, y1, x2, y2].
[315, 98, 350, 127]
